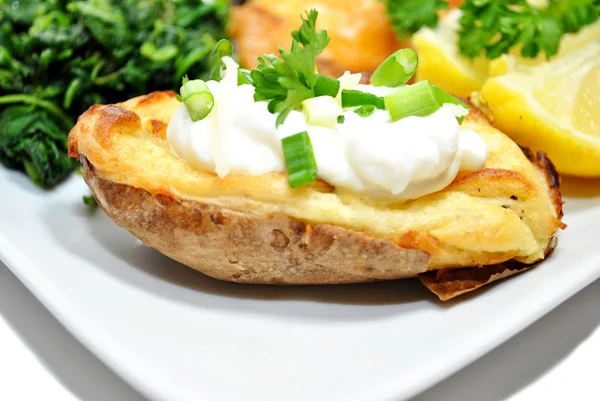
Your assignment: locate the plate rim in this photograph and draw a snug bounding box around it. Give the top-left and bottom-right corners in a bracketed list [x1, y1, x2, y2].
[1, 170, 600, 401]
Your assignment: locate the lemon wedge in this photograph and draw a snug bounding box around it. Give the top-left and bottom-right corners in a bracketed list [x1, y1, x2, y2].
[412, 10, 489, 98]
[480, 40, 600, 177]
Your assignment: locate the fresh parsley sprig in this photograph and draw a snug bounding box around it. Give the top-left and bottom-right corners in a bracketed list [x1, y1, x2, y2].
[386, 0, 449, 38]
[548, 0, 600, 34]
[459, 0, 563, 59]
[385, 0, 600, 60]
[250, 9, 330, 126]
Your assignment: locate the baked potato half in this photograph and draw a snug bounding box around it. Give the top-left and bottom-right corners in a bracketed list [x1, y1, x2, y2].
[229, 0, 406, 79]
[228, 0, 465, 79]
[68, 91, 565, 300]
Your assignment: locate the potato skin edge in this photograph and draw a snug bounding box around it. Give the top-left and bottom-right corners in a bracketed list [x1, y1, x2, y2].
[81, 156, 432, 284]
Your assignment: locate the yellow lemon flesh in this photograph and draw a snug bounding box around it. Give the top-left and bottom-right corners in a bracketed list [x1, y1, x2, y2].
[412, 10, 489, 98]
[481, 40, 600, 177]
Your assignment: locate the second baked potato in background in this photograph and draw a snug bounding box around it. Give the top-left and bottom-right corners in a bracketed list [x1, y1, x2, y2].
[229, 0, 407, 79]
[229, 0, 464, 79]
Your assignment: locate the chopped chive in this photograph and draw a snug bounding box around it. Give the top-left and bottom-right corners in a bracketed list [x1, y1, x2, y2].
[354, 104, 376, 118]
[341, 89, 385, 109]
[337, 115, 345, 124]
[314, 74, 340, 97]
[371, 48, 418, 87]
[282, 131, 318, 188]
[209, 39, 233, 81]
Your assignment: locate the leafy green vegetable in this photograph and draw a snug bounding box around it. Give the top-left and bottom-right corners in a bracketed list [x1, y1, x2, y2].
[250, 9, 330, 126]
[386, 0, 448, 38]
[385, 0, 600, 60]
[83, 194, 98, 208]
[0, 105, 77, 187]
[0, 0, 228, 188]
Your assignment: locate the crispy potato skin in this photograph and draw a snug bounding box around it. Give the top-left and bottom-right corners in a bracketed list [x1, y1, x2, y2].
[68, 91, 564, 288]
[81, 156, 430, 284]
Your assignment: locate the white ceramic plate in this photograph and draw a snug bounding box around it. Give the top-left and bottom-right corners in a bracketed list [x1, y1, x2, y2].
[1, 167, 599, 401]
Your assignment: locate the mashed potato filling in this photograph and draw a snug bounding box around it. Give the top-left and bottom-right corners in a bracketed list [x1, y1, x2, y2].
[166, 57, 489, 201]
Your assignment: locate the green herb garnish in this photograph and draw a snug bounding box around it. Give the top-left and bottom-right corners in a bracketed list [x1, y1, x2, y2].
[354, 105, 377, 118]
[281, 131, 318, 188]
[179, 76, 214, 121]
[386, 0, 600, 60]
[250, 9, 331, 126]
[370, 48, 419, 87]
[341, 90, 385, 109]
[209, 38, 253, 85]
[314, 74, 341, 98]
[384, 80, 469, 123]
[209, 39, 234, 82]
[386, 0, 449, 38]
[458, 0, 562, 59]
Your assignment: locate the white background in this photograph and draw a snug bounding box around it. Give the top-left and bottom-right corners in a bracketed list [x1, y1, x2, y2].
[1, 262, 598, 401]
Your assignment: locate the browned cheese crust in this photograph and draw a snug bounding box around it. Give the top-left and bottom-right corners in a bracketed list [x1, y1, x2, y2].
[69, 91, 566, 300]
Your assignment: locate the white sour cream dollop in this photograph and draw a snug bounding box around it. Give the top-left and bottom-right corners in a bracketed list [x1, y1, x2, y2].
[167, 57, 488, 200]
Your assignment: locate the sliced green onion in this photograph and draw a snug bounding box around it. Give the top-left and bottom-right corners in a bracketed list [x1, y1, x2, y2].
[371, 49, 418, 87]
[384, 80, 470, 123]
[282, 131, 318, 188]
[302, 96, 343, 128]
[432, 85, 470, 124]
[337, 115, 345, 124]
[341, 89, 385, 109]
[184, 92, 214, 121]
[314, 74, 340, 97]
[180, 77, 209, 101]
[385, 81, 439, 121]
[179, 77, 214, 121]
[354, 105, 376, 118]
[209, 39, 233, 82]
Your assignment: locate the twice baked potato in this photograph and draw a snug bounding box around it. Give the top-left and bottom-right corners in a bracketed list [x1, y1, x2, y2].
[228, 0, 465, 79]
[229, 0, 406, 79]
[68, 91, 565, 300]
